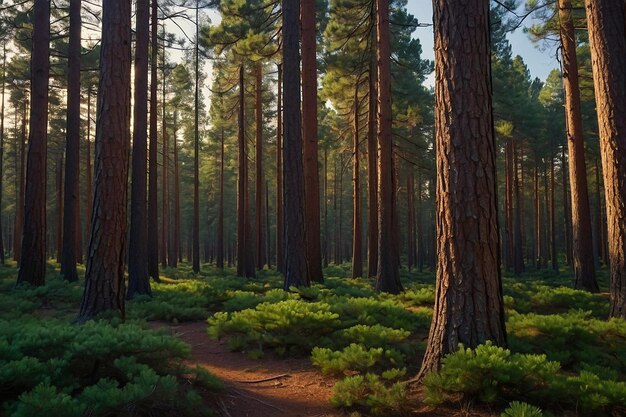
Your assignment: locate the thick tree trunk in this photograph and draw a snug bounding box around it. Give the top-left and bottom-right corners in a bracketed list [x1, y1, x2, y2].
[17, 0, 50, 286]
[276, 64, 284, 273]
[367, 62, 378, 277]
[419, 0, 507, 376]
[584, 0, 626, 317]
[60, 0, 81, 281]
[283, 0, 309, 288]
[351, 87, 362, 278]
[127, 0, 151, 298]
[255, 63, 265, 269]
[78, 0, 131, 320]
[148, 0, 159, 281]
[559, 0, 598, 292]
[301, 0, 323, 283]
[375, 0, 401, 293]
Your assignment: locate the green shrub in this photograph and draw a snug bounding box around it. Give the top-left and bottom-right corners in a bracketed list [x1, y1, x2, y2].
[501, 401, 544, 417]
[311, 344, 405, 376]
[331, 373, 407, 416]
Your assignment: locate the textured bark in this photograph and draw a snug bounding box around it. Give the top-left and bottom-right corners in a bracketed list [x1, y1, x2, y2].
[276, 64, 284, 273]
[168, 112, 178, 267]
[13, 100, 26, 263]
[418, 0, 507, 376]
[584, 0, 626, 317]
[559, 0, 598, 292]
[217, 105, 225, 269]
[562, 146, 573, 265]
[255, 63, 265, 269]
[351, 87, 362, 278]
[127, 0, 151, 299]
[17, 0, 50, 286]
[60, 0, 81, 282]
[161, 51, 169, 269]
[594, 158, 606, 265]
[550, 156, 558, 272]
[85, 87, 93, 250]
[192, 3, 200, 274]
[283, 0, 309, 289]
[148, 0, 159, 282]
[375, 0, 401, 294]
[367, 63, 378, 277]
[174, 116, 181, 265]
[78, 0, 131, 320]
[301, 0, 323, 283]
[0, 47, 6, 264]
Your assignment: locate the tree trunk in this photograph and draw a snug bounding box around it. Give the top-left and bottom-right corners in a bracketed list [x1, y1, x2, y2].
[550, 155, 558, 272]
[367, 61, 378, 277]
[0, 46, 5, 264]
[173, 112, 181, 266]
[559, 0, 598, 292]
[504, 139, 514, 271]
[265, 179, 271, 268]
[283, 0, 309, 288]
[85, 86, 93, 251]
[513, 141, 525, 274]
[78, 0, 131, 320]
[17, 0, 50, 286]
[255, 63, 265, 269]
[192, 3, 200, 274]
[584, 0, 626, 317]
[217, 104, 225, 269]
[407, 173, 414, 271]
[148, 0, 159, 282]
[276, 63, 284, 273]
[56, 157, 63, 264]
[127, 0, 151, 298]
[352, 86, 362, 278]
[594, 157, 605, 265]
[161, 53, 169, 268]
[301, 0, 323, 283]
[562, 146, 573, 265]
[419, 0, 507, 376]
[375, 0, 401, 293]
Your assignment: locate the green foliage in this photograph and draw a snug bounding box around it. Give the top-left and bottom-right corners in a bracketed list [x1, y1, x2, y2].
[501, 402, 544, 417]
[311, 344, 405, 376]
[331, 373, 408, 416]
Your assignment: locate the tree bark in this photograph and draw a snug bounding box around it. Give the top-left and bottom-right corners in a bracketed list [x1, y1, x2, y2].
[192, 2, 200, 274]
[56, 157, 63, 264]
[173, 112, 181, 266]
[255, 62, 265, 269]
[78, 0, 131, 320]
[148, 0, 159, 281]
[584, 0, 626, 317]
[375, 0, 401, 293]
[550, 155, 558, 272]
[217, 103, 225, 269]
[0, 46, 6, 264]
[17, 0, 50, 286]
[351, 85, 362, 278]
[13, 99, 26, 264]
[418, 0, 507, 376]
[283, 0, 309, 288]
[161, 49, 169, 269]
[559, 0, 598, 292]
[367, 61, 378, 277]
[127, 0, 151, 298]
[85, 86, 93, 251]
[276, 63, 284, 273]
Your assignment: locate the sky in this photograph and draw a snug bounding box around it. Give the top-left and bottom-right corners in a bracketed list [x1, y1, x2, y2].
[406, 0, 560, 86]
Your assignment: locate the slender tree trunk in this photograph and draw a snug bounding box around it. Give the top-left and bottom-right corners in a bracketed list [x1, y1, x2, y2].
[504, 138, 514, 271]
[127, 0, 151, 298]
[172, 112, 180, 267]
[323, 147, 329, 267]
[17, 0, 50, 286]
[534, 160, 541, 269]
[419, 0, 507, 376]
[265, 179, 271, 268]
[559, 0, 598, 292]
[562, 146, 573, 265]
[255, 63, 265, 269]
[417, 169, 424, 272]
[56, 157, 63, 264]
[375, 0, 401, 293]
[148, 0, 159, 281]
[283, 0, 309, 288]
[78, 0, 131, 320]
[161, 51, 169, 269]
[0, 46, 5, 264]
[13, 99, 26, 264]
[192, 2, 200, 273]
[60, 0, 81, 281]
[367, 60, 378, 277]
[217, 105, 225, 269]
[407, 173, 414, 271]
[513, 141, 525, 274]
[584, 0, 626, 317]
[352, 86, 362, 278]
[550, 155, 558, 272]
[276, 63, 284, 273]
[85, 86, 93, 250]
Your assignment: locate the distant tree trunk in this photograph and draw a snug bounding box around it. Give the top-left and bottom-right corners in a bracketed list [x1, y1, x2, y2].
[161, 52, 169, 269]
[323, 148, 329, 267]
[192, 2, 200, 274]
[562, 146, 573, 265]
[367, 62, 378, 277]
[333, 160, 339, 264]
[417, 169, 424, 272]
[85, 86, 93, 249]
[0, 46, 5, 264]
[78, 0, 131, 320]
[171, 112, 180, 267]
[255, 63, 265, 269]
[559, 0, 598, 292]
[513, 141, 525, 274]
[148, 0, 159, 282]
[594, 158, 605, 265]
[504, 138, 514, 271]
[276, 63, 284, 273]
[283, 0, 309, 288]
[56, 157, 63, 264]
[550, 155, 558, 272]
[217, 105, 225, 269]
[351, 86, 362, 278]
[13, 98, 26, 264]
[301, 0, 323, 283]
[375, 0, 401, 293]
[17, 0, 50, 286]
[418, 0, 507, 376]
[407, 173, 414, 271]
[127, 0, 151, 298]
[265, 179, 271, 268]
[60, 0, 81, 281]
[584, 0, 626, 317]
[534, 160, 542, 269]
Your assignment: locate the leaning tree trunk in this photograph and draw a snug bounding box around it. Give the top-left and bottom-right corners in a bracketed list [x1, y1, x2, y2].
[283, 0, 309, 289]
[17, 0, 50, 286]
[584, 0, 626, 317]
[375, 0, 401, 293]
[418, 0, 507, 377]
[127, 0, 151, 299]
[147, 0, 159, 282]
[78, 0, 131, 321]
[559, 0, 598, 292]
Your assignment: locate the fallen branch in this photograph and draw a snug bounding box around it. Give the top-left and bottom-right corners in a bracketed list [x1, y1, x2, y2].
[235, 373, 290, 384]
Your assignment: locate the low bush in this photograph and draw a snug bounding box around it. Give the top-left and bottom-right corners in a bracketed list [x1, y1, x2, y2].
[501, 401, 544, 417]
[311, 344, 405, 376]
[331, 372, 408, 416]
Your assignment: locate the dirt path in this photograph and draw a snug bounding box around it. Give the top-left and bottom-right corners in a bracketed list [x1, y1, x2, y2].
[163, 322, 346, 417]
